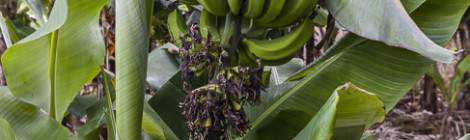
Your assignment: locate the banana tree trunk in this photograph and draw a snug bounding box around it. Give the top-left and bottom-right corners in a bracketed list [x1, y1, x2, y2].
[115, 0, 153, 139]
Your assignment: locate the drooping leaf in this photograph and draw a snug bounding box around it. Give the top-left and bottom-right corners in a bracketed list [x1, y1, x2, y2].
[326, 0, 455, 63]
[288, 0, 424, 81]
[0, 87, 75, 140]
[293, 83, 384, 140]
[115, 0, 154, 139]
[0, 116, 16, 140]
[1, 0, 107, 120]
[246, 0, 470, 139]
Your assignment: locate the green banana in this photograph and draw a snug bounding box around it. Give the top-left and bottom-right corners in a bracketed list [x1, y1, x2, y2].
[168, 10, 188, 46]
[227, 0, 243, 15]
[243, 0, 265, 18]
[197, 0, 228, 16]
[199, 10, 221, 41]
[243, 19, 314, 61]
[239, 43, 294, 66]
[259, 0, 314, 28]
[256, 0, 286, 24]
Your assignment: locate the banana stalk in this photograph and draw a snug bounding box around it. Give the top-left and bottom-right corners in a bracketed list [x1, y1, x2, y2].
[115, 0, 153, 139]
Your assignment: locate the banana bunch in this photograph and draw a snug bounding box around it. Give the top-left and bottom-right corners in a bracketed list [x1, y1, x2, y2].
[197, 0, 315, 28]
[194, 0, 316, 66]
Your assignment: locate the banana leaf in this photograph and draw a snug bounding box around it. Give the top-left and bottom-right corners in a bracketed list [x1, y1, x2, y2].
[0, 87, 75, 140]
[245, 0, 470, 139]
[1, 0, 107, 121]
[293, 83, 384, 140]
[326, 0, 454, 63]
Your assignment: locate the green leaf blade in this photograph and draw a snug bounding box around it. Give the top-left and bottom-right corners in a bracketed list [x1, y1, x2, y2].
[326, 0, 455, 63]
[1, 0, 108, 121]
[0, 87, 74, 140]
[293, 83, 385, 140]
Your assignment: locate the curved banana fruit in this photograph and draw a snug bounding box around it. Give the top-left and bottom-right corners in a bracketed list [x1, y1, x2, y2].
[227, 0, 243, 15]
[243, 0, 265, 18]
[168, 10, 188, 45]
[259, 0, 313, 28]
[197, 0, 228, 16]
[243, 19, 314, 61]
[199, 10, 222, 41]
[255, 0, 286, 24]
[239, 44, 294, 66]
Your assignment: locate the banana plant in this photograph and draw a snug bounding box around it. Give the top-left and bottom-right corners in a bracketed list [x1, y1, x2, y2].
[0, 0, 468, 139]
[147, 0, 469, 139]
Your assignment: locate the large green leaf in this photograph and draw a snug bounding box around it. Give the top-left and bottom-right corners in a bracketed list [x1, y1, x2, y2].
[245, 0, 470, 139]
[0, 87, 75, 140]
[115, 0, 153, 139]
[288, 0, 423, 81]
[0, 117, 16, 140]
[293, 83, 384, 140]
[326, 0, 454, 63]
[1, 0, 107, 120]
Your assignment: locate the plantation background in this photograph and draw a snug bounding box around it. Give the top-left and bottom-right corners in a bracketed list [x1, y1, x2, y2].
[0, 0, 469, 140]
